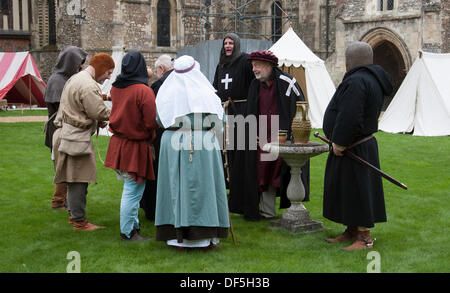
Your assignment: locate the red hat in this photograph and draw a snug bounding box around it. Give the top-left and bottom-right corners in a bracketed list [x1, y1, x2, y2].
[89, 53, 115, 80]
[248, 50, 278, 66]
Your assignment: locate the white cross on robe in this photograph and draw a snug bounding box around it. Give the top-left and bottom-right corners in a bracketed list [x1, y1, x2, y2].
[279, 75, 301, 97]
[221, 74, 233, 90]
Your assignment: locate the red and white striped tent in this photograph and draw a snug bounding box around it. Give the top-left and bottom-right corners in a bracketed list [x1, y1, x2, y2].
[0, 52, 46, 107]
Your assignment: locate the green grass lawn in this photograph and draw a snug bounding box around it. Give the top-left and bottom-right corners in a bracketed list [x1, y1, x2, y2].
[0, 109, 48, 117]
[0, 122, 449, 273]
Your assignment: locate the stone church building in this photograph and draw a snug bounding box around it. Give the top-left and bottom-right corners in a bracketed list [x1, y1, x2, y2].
[1, 0, 448, 106]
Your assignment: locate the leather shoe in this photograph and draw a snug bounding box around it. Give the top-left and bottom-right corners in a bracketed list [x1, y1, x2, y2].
[121, 228, 153, 242]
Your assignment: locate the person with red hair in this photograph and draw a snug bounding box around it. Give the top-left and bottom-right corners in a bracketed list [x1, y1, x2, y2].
[53, 52, 114, 231]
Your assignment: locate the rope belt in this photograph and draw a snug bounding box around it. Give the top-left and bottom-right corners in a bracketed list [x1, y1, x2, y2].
[221, 98, 247, 109]
[165, 127, 214, 162]
[230, 99, 247, 103]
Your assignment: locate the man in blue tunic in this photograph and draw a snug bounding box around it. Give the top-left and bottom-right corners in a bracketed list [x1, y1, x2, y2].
[155, 55, 230, 250]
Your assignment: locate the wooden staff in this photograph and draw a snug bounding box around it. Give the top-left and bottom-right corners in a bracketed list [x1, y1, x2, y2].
[314, 132, 408, 190]
[29, 75, 32, 109]
[222, 98, 231, 184]
[222, 98, 236, 246]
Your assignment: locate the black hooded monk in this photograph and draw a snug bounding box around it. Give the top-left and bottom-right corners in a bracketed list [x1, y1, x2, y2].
[213, 33, 254, 115]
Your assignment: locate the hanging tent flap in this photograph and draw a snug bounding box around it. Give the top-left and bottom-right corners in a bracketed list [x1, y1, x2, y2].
[280, 65, 307, 99]
[379, 59, 421, 134]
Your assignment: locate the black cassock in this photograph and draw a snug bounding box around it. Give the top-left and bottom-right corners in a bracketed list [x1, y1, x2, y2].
[228, 67, 310, 221]
[213, 52, 255, 177]
[213, 52, 254, 115]
[140, 69, 173, 220]
[322, 65, 392, 228]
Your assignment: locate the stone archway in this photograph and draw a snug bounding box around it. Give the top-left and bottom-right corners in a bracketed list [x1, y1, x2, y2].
[361, 27, 411, 110]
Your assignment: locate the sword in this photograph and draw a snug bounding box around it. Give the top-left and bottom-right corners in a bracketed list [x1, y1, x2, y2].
[314, 132, 408, 190]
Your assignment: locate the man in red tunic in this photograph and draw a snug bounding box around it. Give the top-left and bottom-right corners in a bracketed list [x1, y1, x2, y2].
[104, 50, 158, 241]
[253, 58, 284, 218]
[229, 50, 310, 220]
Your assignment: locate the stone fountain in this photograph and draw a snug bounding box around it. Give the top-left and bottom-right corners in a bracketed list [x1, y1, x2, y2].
[262, 102, 329, 233]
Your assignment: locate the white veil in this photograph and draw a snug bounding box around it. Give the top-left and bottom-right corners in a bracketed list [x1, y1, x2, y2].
[156, 55, 224, 128]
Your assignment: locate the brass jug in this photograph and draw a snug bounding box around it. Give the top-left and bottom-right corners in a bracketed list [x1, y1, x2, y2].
[291, 101, 311, 144]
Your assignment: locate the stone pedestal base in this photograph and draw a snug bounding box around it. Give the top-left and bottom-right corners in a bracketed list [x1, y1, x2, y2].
[270, 208, 323, 233]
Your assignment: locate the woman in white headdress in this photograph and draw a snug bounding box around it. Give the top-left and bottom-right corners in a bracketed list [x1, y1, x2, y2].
[154, 55, 229, 250]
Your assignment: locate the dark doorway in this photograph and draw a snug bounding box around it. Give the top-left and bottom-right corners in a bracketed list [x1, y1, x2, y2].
[373, 40, 406, 110]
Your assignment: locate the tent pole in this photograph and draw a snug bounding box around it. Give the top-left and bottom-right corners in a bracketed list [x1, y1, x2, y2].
[29, 75, 31, 109]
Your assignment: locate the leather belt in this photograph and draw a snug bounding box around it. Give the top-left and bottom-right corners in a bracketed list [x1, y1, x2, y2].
[347, 135, 374, 150]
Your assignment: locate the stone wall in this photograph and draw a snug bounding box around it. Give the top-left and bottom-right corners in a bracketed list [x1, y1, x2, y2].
[119, 1, 152, 51]
[422, 0, 444, 52]
[324, 0, 448, 85]
[0, 38, 30, 52]
[56, 0, 82, 48]
[340, 0, 366, 17]
[298, 0, 319, 51]
[441, 0, 449, 52]
[398, 0, 422, 12]
[28, 0, 449, 84]
[31, 49, 59, 82]
[81, 0, 116, 52]
[183, 1, 201, 46]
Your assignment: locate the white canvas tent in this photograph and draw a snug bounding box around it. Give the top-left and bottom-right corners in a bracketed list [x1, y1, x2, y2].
[379, 51, 450, 136]
[99, 45, 125, 98]
[269, 27, 335, 128]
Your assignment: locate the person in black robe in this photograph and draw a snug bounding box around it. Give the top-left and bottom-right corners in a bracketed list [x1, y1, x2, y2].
[43, 45, 87, 210]
[228, 50, 310, 221]
[213, 33, 255, 178]
[322, 41, 392, 250]
[213, 32, 254, 107]
[140, 54, 174, 221]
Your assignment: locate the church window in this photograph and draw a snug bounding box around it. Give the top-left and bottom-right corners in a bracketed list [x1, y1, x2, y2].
[379, 0, 394, 11]
[271, 1, 282, 42]
[1, 0, 9, 14]
[48, 0, 56, 45]
[157, 0, 170, 47]
[38, 0, 57, 47]
[387, 0, 394, 10]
